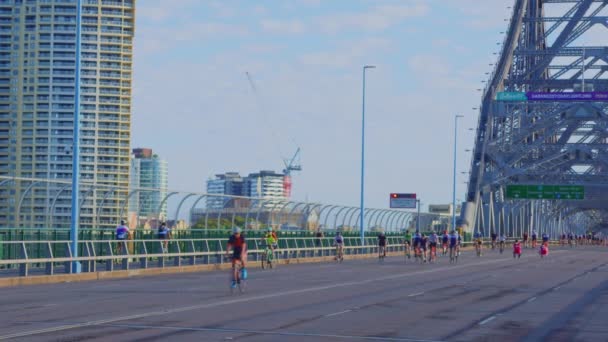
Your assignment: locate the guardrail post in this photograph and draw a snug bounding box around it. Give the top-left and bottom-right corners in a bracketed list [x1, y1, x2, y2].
[82, 242, 96, 273]
[203, 240, 210, 264]
[158, 241, 166, 268]
[252, 240, 260, 262]
[19, 242, 29, 277]
[173, 242, 181, 267]
[120, 240, 129, 270]
[293, 239, 299, 258]
[64, 242, 73, 274]
[215, 242, 223, 265]
[44, 242, 54, 275]
[186, 240, 195, 265]
[140, 241, 149, 269]
[105, 241, 114, 272]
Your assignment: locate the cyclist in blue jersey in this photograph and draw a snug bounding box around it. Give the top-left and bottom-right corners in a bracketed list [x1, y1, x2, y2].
[412, 232, 422, 261]
[441, 230, 450, 255]
[449, 230, 460, 263]
[115, 220, 130, 254]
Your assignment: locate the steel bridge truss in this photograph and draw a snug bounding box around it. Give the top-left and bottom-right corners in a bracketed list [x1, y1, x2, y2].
[462, 0, 608, 237]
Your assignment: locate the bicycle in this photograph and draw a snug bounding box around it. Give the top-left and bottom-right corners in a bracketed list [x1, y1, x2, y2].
[414, 245, 423, 263]
[449, 245, 459, 263]
[260, 243, 274, 269]
[230, 257, 246, 294]
[475, 242, 482, 257]
[378, 245, 386, 262]
[429, 244, 437, 263]
[499, 241, 505, 254]
[403, 242, 411, 261]
[334, 244, 344, 263]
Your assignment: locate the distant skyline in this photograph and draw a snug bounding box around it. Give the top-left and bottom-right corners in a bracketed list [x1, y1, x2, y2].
[132, 0, 514, 210]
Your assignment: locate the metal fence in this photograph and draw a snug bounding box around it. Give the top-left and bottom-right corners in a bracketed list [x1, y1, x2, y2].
[2, 236, 408, 277]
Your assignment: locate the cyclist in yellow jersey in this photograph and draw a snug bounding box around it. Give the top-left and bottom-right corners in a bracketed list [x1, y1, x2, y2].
[264, 227, 277, 251]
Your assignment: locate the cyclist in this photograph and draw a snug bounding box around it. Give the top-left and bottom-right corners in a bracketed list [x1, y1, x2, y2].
[262, 227, 277, 264]
[428, 231, 438, 262]
[491, 231, 497, 250]
[539, 242, 548, 258]
[441, 230, 449, 255]
[531, 230, 538, 248]
[568, 232, 574, 247]
[449, 230, 460, 262]
[513, 239, 522, 259]
[115, 220, 130, 254]
[377, 231, 387, 259]
[474, 231, 483, 257]
[268, 227, 279, 249]
[412, 231, 422, 261]
[403, 230, 412, 259]
[334, 231, 344, 261]
[560, 233, 566, 247]
[542, 232, 549, 246]
[523, 232, 529, 248]
[420, 234, 428, 263]
[498, 233, 506, 253]
[226, 227, 247, 288]
[157, 222, 171, 253]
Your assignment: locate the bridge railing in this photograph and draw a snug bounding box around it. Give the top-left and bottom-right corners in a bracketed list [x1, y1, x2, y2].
[0, 236, 411, 277]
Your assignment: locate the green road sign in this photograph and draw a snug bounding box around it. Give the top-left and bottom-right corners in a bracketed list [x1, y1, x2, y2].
[496, 92, 528, 102]
[505, 185, 584, 200]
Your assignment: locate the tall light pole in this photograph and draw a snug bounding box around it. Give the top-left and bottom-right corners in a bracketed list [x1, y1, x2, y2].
[70, 0, 83, 273]
[360, 65, 375, 247]
[416, 199, 421, 233]
[452, 115, 464, 232]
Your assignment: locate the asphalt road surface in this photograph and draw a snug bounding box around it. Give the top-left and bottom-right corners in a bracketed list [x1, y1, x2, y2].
[1, 246, 607, 342]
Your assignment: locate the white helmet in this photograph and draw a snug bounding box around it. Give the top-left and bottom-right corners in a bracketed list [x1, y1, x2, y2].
[232, 227, 242, 234]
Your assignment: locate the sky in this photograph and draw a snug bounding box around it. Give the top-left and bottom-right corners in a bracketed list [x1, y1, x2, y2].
[130, 0, 515, 211]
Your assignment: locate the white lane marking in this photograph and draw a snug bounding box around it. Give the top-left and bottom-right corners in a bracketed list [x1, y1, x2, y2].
[0, 251, 567, 340]
[479, 316, 496, 326]
[408, 292, 424, 297]
[527, 297, 537, 303]
[325, 309, 352, 317]
[93, 323, 448, 342]
[553, 286, 561, 291]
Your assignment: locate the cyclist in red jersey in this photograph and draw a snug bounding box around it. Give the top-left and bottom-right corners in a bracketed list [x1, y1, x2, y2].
[513, 239, 522, 259]
[226, 227, 247, 288]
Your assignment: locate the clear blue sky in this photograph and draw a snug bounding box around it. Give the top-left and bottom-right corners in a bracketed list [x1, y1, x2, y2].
[131, 0, 514, 210]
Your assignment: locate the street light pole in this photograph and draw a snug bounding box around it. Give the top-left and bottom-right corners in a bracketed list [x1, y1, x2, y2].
[452, 115, 464, 232]
[70, 0, 83, 273]
[416, 199, 421, 233]
[360, 65, 375, 247]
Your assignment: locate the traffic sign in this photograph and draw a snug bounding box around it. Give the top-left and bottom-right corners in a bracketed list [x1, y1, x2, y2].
[505, 185, 584, 200]
[496, 92, 528, 102]
[390, 193, 417, 208]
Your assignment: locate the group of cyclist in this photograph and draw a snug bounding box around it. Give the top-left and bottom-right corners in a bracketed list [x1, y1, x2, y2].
[559, 232, 607, 247]
[115, 218, 604, 290]
[402, 230, 462, 263]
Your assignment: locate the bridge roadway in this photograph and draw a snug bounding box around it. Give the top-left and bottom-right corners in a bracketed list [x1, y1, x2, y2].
[1, 247, 607, 342]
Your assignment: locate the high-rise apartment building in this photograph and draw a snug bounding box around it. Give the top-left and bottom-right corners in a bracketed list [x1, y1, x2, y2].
[206, 172, 244, 210]
[129, 148, 168, 224]
[205, 170, 288, 210]
[0, 0, 135, 228]
[246, 170, 286, 201]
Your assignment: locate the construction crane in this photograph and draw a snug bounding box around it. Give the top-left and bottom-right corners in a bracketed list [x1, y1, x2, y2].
[245, 71, 303, 179]
[283, 147, 302, 176]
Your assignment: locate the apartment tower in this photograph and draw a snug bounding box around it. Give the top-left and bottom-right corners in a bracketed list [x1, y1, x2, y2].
[0, 0, 135, 228]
